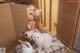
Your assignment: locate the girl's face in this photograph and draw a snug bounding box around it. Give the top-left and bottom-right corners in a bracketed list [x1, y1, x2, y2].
[28, 14, 34, 20]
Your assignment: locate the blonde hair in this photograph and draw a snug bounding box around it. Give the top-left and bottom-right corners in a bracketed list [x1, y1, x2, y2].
[32, 14, 46, 33]
[27, 5, 42, 30]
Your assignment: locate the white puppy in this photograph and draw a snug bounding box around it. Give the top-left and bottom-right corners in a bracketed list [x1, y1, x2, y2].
[32, 32, 52, 53]
[18, 40, 33, 53]
[24, 29, 39, 40]
[21, 42, 33, 53]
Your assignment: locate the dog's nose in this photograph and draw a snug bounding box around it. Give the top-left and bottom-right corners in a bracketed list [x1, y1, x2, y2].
[24, 34, 28, 38]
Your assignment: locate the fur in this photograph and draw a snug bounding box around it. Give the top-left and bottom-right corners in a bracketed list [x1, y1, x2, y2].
[32, 32, 52, 53]
[21, 42, 33, 53]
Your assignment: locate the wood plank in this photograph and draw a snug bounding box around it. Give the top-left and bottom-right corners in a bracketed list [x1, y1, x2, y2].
[41, 0, 45, 26]
[56, 0, 79, 47]
[51, 0, 59, 35]
[44, 0, 50, 30]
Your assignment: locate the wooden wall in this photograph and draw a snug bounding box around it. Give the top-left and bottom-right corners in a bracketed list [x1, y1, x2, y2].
[37, 0, 79, 48]
[41, 0, 45, 27]
[57, 0, 79, 47]
[73, 10, 80, 51]
[37, 0, 60, 34]
[0, 3, 17, 50]
[10, 4, 28, 39]
[51, 0, 59, 35]
[37, 0, 51, 30]
[45, 0, 50, 30]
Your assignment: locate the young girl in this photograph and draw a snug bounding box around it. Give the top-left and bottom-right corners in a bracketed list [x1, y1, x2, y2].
[27, 13, 36, 30]
[27, 5, 43, 32]
[27, 13, 45, 33]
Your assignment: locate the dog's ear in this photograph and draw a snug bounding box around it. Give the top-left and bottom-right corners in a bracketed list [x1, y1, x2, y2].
[24, 34, 28, 38]
[22, 32, 25, 34]
[22, 32, 28, 38]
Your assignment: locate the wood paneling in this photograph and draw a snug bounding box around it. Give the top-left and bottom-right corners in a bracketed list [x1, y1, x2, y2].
[0, 3, 17, 50]
[49, 0, 52, 31]
[39, 0, 51, 30]
[37, 0, 43, 26]
[38, 0, 41, 9]
[73, 10, 80, 51]
[10, 4, 28, 39]
[41, 0, 45, 27]
[51, 0, 59, 35]
[56, 0, 79, 47]
[45, 0, 50, 30]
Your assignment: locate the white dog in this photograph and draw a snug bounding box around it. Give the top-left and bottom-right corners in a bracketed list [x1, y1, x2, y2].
[24, 29, 39, 40]
[18, 40, 33, 53]
[21, 42, 33, 53]
[24, 29, 39, 45]
[32, 32, 52, 53]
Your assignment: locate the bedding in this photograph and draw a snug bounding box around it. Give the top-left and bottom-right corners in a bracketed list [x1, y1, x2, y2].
[14, 35, 66, 53]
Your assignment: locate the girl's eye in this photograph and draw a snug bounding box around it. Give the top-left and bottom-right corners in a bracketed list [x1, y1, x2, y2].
[37, 37, 39, 38]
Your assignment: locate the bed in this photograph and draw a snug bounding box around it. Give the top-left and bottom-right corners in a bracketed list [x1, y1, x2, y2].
[15, 35, 66, 53]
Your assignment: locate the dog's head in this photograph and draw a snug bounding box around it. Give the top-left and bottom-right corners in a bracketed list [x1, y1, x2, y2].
[23, 30, 35, 40]
[23, 29, 40, 40]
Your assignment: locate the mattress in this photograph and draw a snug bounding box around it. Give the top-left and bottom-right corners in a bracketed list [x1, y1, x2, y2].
[14, 35, 66, 53]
